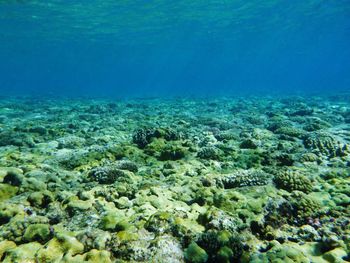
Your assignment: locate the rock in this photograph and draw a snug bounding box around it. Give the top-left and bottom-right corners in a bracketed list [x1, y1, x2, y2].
[0, 241, 16, 259]
[66, 199, 93, 216]
[322, 247, 347, 262]
[36, 232, 84, 262]
[0, 204, 21, 225]
[1, 242, 42, 263]
[27, 191, 54, 208]
[2, 169, 24, 186]
[99, 213, 128, 232]
[83, 249, 112, 263]
[23, 223, 52, 243]
[152, 235, 184, 262]
[76, 229, 111, 251]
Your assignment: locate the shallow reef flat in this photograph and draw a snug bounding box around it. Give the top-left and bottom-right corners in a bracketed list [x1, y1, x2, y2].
[0, 95, 349, 262]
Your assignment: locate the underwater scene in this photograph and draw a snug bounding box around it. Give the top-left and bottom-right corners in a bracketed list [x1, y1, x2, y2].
[0, 1, 350, 263]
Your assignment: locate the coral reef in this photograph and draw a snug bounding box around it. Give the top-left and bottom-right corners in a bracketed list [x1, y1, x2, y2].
[0, 95, 349, 262]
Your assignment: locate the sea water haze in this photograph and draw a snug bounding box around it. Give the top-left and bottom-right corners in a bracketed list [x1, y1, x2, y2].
[0, 1, 350, 263]
[0, 0, 349, 97]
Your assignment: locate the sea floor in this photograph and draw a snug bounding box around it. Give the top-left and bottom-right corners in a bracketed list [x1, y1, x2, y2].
[0, 95, 349, 262]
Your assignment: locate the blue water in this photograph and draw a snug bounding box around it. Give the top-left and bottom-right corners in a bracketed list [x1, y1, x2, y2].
[0, 1, 349, 98]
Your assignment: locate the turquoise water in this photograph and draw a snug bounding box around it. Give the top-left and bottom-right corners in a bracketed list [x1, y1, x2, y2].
[0, 0, 349, 97]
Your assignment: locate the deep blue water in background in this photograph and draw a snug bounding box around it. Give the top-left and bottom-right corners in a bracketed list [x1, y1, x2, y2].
[0, 1, 349, 98]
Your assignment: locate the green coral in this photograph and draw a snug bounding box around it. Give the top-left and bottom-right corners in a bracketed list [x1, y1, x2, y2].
[303, 118, 332, 131]
[220, 169, 271, 189]
[264, 191, 322, 227]
[217, 246, 235, 263]
[300, 152, 319, 162]
[303, 132, 348, 158]
[273, 170, 313, 193]
[132, 127, 181, 149]
[285, 191, 322, 224]
[197, 230, 243, 262]
[249, 241, 309, 263]
[184, 242, 208, 263]
[88, 165, 132, 184]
